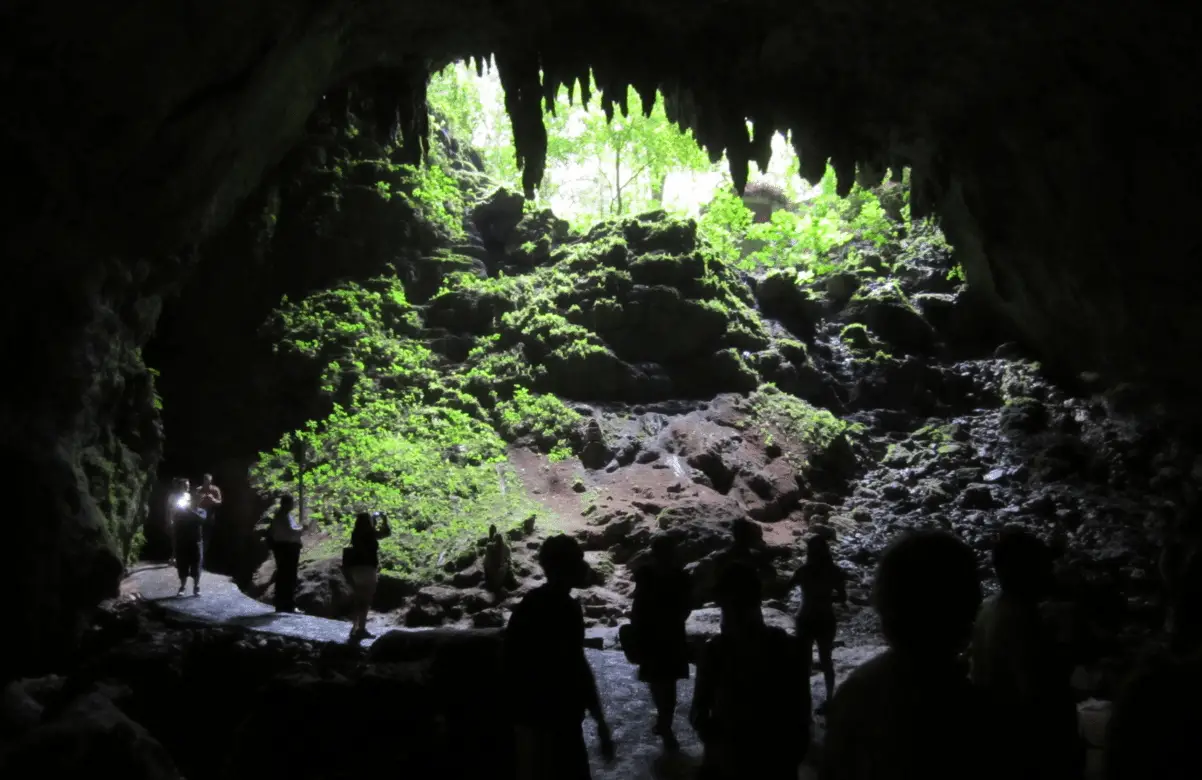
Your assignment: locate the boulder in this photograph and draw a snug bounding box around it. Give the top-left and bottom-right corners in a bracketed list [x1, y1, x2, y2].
[685, 606, 795, 659]
[654, 497, 748, 563]
[843, 287, 938, 355]
[470, 187, 526, 247]
[754, 271, 826, 337]
[736, 458, 804, 522]
[0, 690, 181, 779]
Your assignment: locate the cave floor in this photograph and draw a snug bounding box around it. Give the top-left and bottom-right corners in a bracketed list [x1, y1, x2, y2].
[123, 563, 829, 779]
[122, 564, 1107, 779]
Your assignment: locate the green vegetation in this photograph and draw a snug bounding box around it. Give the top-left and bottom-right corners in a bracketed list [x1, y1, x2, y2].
[246, 60, 956, 581]
[746, 384, 851, 468]
[252, 278, 556, 581]
[698, 165, 896, 277]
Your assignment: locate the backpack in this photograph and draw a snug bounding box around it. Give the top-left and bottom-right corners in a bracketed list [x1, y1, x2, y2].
[341, 545, 360, 574]
[619, 623, 643, 664]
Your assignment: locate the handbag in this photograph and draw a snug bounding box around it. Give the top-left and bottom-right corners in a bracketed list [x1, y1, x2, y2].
[618, 623, 643, 664]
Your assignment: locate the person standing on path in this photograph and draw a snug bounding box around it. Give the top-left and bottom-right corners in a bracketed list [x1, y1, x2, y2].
[503, 534, 615, 780]
[690, 561, 811, 780]
[970, 527, 1081, 780]
[789, 535, 848, 714]
[195, 472, 222, 554]
[269, 494, 304, 613]
[629, 534, 692, 751]
[171, 478, 206, 596]
[343, 511, 391, 640]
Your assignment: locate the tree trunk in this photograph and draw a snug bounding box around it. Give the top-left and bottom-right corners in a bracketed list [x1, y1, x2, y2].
[613, 147, 623, 215]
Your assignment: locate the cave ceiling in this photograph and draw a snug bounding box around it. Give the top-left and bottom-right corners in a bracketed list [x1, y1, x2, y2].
[3, 1, 1201, 403]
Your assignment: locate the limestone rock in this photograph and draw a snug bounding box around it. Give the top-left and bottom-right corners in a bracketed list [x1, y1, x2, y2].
[684, 606, 795, 659]
[0, 690, 181, 779]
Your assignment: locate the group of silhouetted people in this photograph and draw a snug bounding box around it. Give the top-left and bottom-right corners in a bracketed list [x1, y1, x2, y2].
[168, 473, 222, 596]
[501, 516, 1202, 780]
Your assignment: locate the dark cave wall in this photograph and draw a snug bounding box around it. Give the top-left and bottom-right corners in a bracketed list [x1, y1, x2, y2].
[2, 0, 1201, 673]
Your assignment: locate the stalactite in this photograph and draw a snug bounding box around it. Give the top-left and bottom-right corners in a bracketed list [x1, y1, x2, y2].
[725, 110, 752, 195]
[911, 171, 931, 219]
[612, 77, 631, 119]
[495, 50, 548, 199]
[632, 78, 658, 118]
[793, 126, 829, 185]
[397, 64, 431, 165]
[539, 49, 568, 116]
[749, 112, 773, 174]
[833, 153, 856, 197]
[856, 158, 886, 188]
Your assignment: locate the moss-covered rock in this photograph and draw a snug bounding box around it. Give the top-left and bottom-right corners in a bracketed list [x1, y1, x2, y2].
[842, 281, 937, 355]
[470, 187, 526, 247]
[745, 384, 858, 486]
[754, 270, 826, 339]
[432, 212, 772, 401]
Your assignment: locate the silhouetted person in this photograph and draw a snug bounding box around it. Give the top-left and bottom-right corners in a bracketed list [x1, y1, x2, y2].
[971, 527, 1081, 780]
[789, 534, 848, 713]
[269, 494, 303, 613]
[1160, 524, 1202, 643]
[821, 530, 997, 780]
[630, 535, 692, 751]
[195, 472, 222, 553]
[698, 518, 777, 604]
[484, 523, 514, 595]
[690, 562, 810, 780]
[344, 511, 391, 640]
[503, 535, 614, 779]
[1107, 534, 1202, 780]
[171, 478, 205, 596]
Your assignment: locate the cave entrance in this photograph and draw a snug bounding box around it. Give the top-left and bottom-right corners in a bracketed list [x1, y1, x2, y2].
[137, 57, 911, 593]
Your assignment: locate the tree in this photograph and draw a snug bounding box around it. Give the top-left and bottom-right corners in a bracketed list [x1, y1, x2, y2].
[543, 75, 712, 220]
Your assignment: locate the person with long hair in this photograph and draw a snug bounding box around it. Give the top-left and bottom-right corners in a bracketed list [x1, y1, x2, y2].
[629, 534, 692, 750]
[789, 535, 848, 713]
[344, 511, 391, 640]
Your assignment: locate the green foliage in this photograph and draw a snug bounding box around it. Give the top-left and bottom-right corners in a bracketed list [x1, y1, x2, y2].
[268, 277, 430, 401]
[255, 276, 549, 581]
[700, 165, 897, 276]
[493, 385, 582, 451]
[395, 162, 466, 240]
[747, 384, 850, 467]
[427, 62, 522, 188]
[252, 399, 537, 581]
[540, 75, 712, 224]
[126, 527, 147, 566]
[697, 186, 753, 264]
